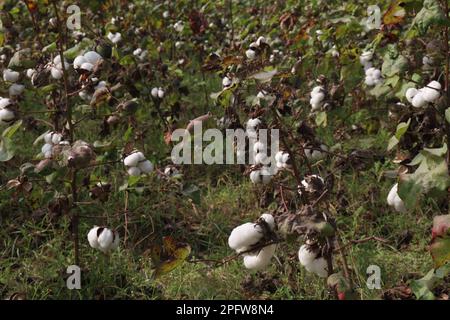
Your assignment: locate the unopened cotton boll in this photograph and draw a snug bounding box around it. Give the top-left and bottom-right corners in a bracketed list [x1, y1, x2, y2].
[9, 84, 24, 96]
[127, 166, 141, 176]
[405, 87, 418, 103]
[243, 244, 276, 270]
[246, 49, 256, 60]
[228, 222, 263, 252]
[3, 69, 20, 82]
[138, 160, 154, 173]
[222, 76, 232, 88]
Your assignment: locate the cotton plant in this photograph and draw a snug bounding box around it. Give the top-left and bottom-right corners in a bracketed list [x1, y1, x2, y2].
[40, 131, 69, 159]
[275, 151, 290, 169]
[228, 213, 277, 270]
[87, 226, 120, 253]
[405, 80, 441, 108]
[123, 150, 154, 176]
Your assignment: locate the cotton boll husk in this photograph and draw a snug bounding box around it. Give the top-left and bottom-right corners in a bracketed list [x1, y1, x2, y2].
[87, 227, 100, 249]
[84, 51, 103, 65]
[51, 67, 63, 80]
[9, 84, 24, 96]
[0, 108, 15, 122]
[249, 170, 261, 184]
[405, 87, 418, 103]
[138, 160, 154, 173]
[298, 245, 316, 266]
[124, 153, 141, 167]
[228, 222, 263, 251]
[308, 257, 328, 278]
[412, 92, 426, 108]
[243, 244, 277, 270]
[97, 228, 114, 252]
[260, 213, 275, 230]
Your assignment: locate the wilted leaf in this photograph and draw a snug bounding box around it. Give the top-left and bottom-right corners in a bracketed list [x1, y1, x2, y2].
[382, 0, 406, 26]
[430, 237, 450, 268]
[153, 236, 191, 277]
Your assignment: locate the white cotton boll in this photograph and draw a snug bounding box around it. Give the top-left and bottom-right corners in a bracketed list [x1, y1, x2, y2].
[83, 51, 103, 65]
[311, 91, 325, 103]
[298, 245, 316, 266]
[405, 87, 418, 103]
[359, 51, 373, 65]
[133, 48, 143, 56]
[157, 88, 165, 98]
[372, 69, 381, 79]
[246, 118, 261, 129]
[281, 152, 289, 164]
[97, 228, 114, 252]
[41, 143, 53, 155]
[256, 91, 266, 99]
[73, 55, 87, 69]
[254, 152, 267, 165]
[260, 167, 272, 184]
[228, 222, 263, 251]
[51, 133, 62, 145]
[127, 166, 141, 176]
[26, 69, 36, 79]
[80, 62, 94, 72]
[311, 86, 324, 96]
[124, 152, 141, 167]
[423, 55, 433, 66]
[107, 32, 122, 44]
[260, 213, 275, 230]
[134, 151, 145, 162]
[222, 76, 232, 88]
[411, 91, 426, 108]
[250, 170, 261, 184]
[307, 257, 328, 278]
[256, 36, 266, 47]
[364, 76, 375, 86]
[9, 84, 24, 96]
[246, 49, 256, 60]
[44, 132, 53, 144]
[163, 11, 170, 18]
[422, 81, 441, 103]
[0, 98, 11, 109]
[275, 151, 283, 163]
[51, 67, 63, 80]
[3, 69, 20, 82]
[79, 90, 91, 101]
[87, 227, 100, 249]
[109, 231, 120, 251]
[253, 141, 265, 153]
[138, 160, 154, 174]
[243, 244, 276, 270]
[174, 21, 184, 32]
[310, 100, 322, 112]
[53, 55, 62, 65]
[151, 87, 159, 98]
[95, 81, 107, 90]
[365, 67, 376, 78]
[0, 109, 14, 125]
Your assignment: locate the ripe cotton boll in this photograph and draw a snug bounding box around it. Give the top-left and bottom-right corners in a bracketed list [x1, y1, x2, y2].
[133, 48, 143, 56]
[157, 88, 165, 98]
[245, 49, 256, 60]
[0, 98, 11, 109]
[306, 257, 328, 278]
[124, 152, 141, 167]
[127, 166, 141, 176]
[87, 227, 100, 249]
[421, 81, 441, 103]
[222, 76, 232, 88]
[311, 86, 324, 96]
[80, 62, 94, 72]
[411, 91, 426, 108]
[387, 183, 406, 213]
[359, 51, 373, 65]
[97, 228, 114, 252]
[228, 222, 263, 252]
[26, 68, 36, 79]
[107, 32, 122, 44]
[249, 170, 261, 184]
[260, 167, 273, 184]
[260, 213, 275, 230]
[254, 152, 267, 165]
[163, 11, 169, 18]
[243, 244, 277, 270]
[405, 87, 418, 103]
[73, 55, 86, 69]
[3, 69, 20, 82]
[275, 151, 283, 163]
[246, 118, 261, 130]
[298, 245, 316, 266]
[83, 51, 103, 65]
[253, 141, 265, 153]
[51, 133, 62, 145]
[41, 143, 53, 155]
[138, 160, 153, 174]
[0, 108, 15, 125]
[9, 84, 24, 96]
[51, 67, 63, 80]
[256, 36, 266, 46]
[174, 21, 184, 32]
[151, 87, 159, 98]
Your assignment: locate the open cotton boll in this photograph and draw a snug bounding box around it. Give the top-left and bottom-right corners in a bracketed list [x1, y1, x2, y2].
[275, 151, 284, 163]
[359, 51, 373, 65]
[306, 257, 328, 278]
[87, 227, 100, 249]
[256, 36, 266, 47]
[387, 183, 406, 212]
[51, 133, 62, 145]
[250, 170, 261, 184]
[3, 69, 20, 82]
[311, 86, 324, 96]
[0, 109, 15, 125]
[0, 98, 11, 109]
[174, 21, 184, 32]
[51, 67, 63, 80]
[246, 49, 256, 60]
[260, 166, 273, 184]
[107, 32, 122, 44]
[41, 143, 53, 155]
[26, 68, 36, 79]
[254, 152, 267, 165]
[123, 152, 142, 167]
[421, 81, 441, 102]
[246, 118, 261, 129]
[84, 51, 103, 65]
[151, 87, 159, 98]
[80, 62, 94, 72]
[9, 84, 24, 96]
[311, 91, 325, 102]
[411, 91, 426, 108]
[253, 141, 265, 153]
[260, 213, 275, 230]
[228, 222, 263, 251]
[138, 160, 154, 173]
[127, 166, 141, 176]
[133, 48, 143, 56]
[97, 228, 114, 252]
[73, 55, 87, 69]
[222, 76, 232, 88]
[157, 88, 165, 98]
[298, 245, 316, 266]
[405, 87, 418, 103]
[243, 244, 277, 270]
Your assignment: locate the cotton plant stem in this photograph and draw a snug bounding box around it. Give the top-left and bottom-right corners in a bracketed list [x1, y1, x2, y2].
[443, 0, 450, 171]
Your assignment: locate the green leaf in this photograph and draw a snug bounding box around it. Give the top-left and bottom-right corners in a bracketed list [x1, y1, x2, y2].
[315, 111, 327, 127]
[0, 137, 14, 162]
[445, 108, 450, 124]
[2, 120, 22, 138]
[430, 237, 450, 268]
